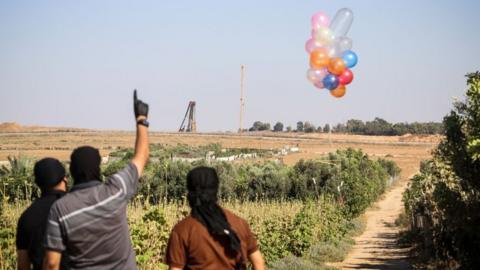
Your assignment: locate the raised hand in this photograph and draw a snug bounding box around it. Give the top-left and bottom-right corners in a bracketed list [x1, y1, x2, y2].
[133, 89, 149, 119]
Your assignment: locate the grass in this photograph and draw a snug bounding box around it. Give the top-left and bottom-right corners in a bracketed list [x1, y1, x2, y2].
[1, 199, 362, 270]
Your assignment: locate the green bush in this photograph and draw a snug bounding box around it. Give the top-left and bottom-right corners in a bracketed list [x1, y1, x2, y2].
[403, 72, 480, 268]
[0, 157, 38, 201]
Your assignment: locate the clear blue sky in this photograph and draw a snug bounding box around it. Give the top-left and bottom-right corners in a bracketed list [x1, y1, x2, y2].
[1, 0, 479, 131]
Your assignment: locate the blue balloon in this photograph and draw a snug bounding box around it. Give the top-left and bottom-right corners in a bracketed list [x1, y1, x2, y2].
[323, 74, 339, 90]
[342, 50, 358, 68]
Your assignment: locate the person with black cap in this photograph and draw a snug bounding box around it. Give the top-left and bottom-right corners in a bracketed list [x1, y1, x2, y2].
[166, 166, 265, 270]
[42, 90, 150, 270]
[16, 157, 69, 270]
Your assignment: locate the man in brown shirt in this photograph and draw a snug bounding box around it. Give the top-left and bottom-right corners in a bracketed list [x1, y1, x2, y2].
[166, 167, 265, 270]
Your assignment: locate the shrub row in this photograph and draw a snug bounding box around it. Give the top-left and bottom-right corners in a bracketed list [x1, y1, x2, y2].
[1, 148, 399, 220]
[104, 148, 399, 218]
[403, 72, 480, 269]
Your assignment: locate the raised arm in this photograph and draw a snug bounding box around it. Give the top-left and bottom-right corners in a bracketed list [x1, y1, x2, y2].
[131, 89, 150, 177]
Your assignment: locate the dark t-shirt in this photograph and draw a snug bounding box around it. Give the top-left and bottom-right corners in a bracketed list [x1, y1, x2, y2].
[16, 190, 69, 270]
[166, 208, 259, 270]
[44, 163, 138, 270]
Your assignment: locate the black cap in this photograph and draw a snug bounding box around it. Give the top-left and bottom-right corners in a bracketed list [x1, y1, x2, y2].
[34, 158, 66, 190]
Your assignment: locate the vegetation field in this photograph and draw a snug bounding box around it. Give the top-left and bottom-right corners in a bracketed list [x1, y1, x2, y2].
[0, 130, 437, 269]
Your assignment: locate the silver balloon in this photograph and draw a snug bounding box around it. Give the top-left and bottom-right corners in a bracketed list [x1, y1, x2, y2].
[326, 43, 340, 58]
[329, 8, 354, 38]
[336, 36, 353, 53]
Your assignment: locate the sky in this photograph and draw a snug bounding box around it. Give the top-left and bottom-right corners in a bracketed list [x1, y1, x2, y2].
[1, 0, 479, 131]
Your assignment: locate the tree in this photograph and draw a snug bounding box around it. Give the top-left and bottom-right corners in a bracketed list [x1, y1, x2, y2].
[249, 121, 271, 131]
[286, 126, 292, 132]
[333, 123, 346, 133]
[273, 122, 284, 132]
[323, 124, 330, 133]
[316, 126, 323, 133]
[346, 119, 365, 134]
[392, 122, 409, 135]
[249, 121, 262, 131]
[262, 123, 271, 131]
[296, 121, 304, 132]
[364, 117, 393, 135]
[403, 72, 480, 268]
[304, 121, 316, 133]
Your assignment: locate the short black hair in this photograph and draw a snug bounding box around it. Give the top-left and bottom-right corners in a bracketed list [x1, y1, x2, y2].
[70, 146, 102, 185]
[34, 158, 66, 190]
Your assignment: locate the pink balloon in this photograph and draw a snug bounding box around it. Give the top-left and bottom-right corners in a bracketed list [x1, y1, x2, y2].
[314, 81, 325, 89]
[305, 38, 322, 53]
[307, 68, 328, 84]
[311, 12, 330, 29]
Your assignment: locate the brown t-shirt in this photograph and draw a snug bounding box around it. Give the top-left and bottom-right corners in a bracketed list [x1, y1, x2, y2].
[166, 208, 259, 270]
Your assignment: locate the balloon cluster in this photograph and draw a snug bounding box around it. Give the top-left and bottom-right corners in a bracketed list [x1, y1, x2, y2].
[305, 8, 358, 98]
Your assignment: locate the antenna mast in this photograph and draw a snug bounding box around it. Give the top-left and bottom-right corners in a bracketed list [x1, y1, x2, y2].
[239, 65, 245, 133]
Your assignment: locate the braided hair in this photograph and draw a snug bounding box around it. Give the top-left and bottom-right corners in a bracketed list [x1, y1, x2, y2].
[186, 167, 244, 270]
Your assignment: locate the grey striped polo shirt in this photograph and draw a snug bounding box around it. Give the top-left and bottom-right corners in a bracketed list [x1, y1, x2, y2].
[45, 163, 139, 270]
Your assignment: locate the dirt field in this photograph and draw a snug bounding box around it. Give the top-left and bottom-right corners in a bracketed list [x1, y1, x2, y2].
[0, 131, 437, 163]
[0, 131, 437, 268]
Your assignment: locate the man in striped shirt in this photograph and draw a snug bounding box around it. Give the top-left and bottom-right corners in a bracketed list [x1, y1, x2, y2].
[43, 90, 150, 270]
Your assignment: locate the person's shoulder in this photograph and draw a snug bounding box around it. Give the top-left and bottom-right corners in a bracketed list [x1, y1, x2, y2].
[48, 194, 70, 215]
[17, 203, 33, 226]
[172, 215, 198, 232]
[223, 208, 249, 226]
[110, 162, 138, 180]
[19, 197, 44, 221]
[223, 208, 243, 220]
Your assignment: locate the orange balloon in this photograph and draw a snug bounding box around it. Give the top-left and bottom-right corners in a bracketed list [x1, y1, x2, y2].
[330, 85, 346, 98]
[328, 57, 346, 75]
[310, 48, 330, 69]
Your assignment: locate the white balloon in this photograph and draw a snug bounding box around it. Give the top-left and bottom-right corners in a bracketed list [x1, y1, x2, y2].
[329, 8, 354, 38]
[326, 44, 340, 58]
[336, 36, 353, 53]
[314, 27, 334, 46]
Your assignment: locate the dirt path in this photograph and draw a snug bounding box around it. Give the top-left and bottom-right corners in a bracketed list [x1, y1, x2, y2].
[331, 160, 417, 270]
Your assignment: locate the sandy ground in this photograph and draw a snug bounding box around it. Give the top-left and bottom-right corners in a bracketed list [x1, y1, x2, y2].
[330, 160, 418, 270]
[0, 131, 435, 269]
[0, 131, 437, 162]
[340, 182, 412, 270]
